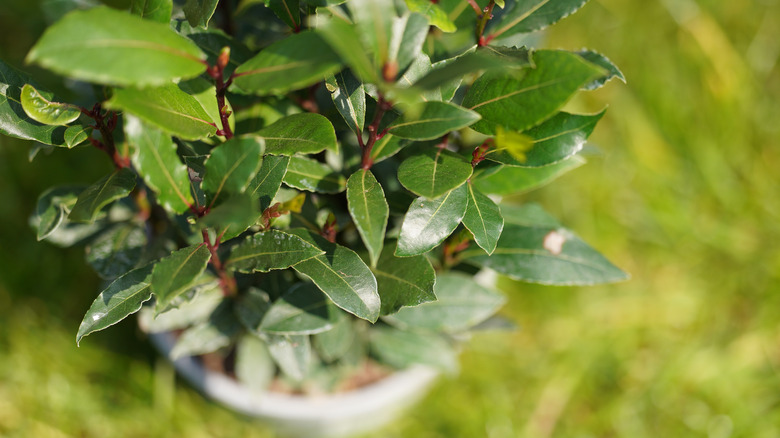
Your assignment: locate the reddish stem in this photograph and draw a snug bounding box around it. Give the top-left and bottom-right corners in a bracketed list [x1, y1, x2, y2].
[361, 95, 392, 170]
[476, 1, 496, 47]
[201, 229, 236, 297]
[208, 48, 234, 140]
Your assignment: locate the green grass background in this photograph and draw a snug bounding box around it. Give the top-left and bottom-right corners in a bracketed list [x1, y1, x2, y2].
[2, 0, 780, 436]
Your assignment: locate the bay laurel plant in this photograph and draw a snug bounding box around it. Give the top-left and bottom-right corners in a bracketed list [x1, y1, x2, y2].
[1, 0, 627, 390]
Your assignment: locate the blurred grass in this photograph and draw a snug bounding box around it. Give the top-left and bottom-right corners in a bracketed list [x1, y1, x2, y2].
[2, 0, 780, 437]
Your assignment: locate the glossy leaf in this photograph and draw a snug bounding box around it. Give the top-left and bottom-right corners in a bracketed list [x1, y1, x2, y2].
[232, 31, 341, 95]
[226, 229, 324, 273]
[26, 7, 206, 87]
[130, 0, 172, 23]
[0, 60, 68, 146]
[411, 49, 525, 94]
[346, 169, 388, 267]
[463, 50, 604, 134]
[173, 21, 253, 77]
[396, 184, 468, 257]
[325, 70, 365, 133]
[289, 229, 381, 322]
[347, 0, 395, 67]
[86, 224, 147, 279]
[20, 84, 80, 126]
[171, 300, 242, 359]
[183, 0, 219, 28]
[389, 101, 480, 140]
[486, 111, 605, 167]
[313, 316, 354, 362]
[235, 335, 275, 391]
[316, 13, 378, 83]
[33, 186, 81, 241]
[198, 194, 258, 240]
[487, 0, 590, 39]
[63, 124, 90, 148]
[247, 154, 289, 211]
[404, 0, 456, 32]
[152, 244, 212, 313]
[473, 155, 585, 195]
[387, 272, 505, 332]
[202, 136, 264, 206]
[106, 84, 216, 140]
[76, 265, 153, 345]
[266, 334, 312, 382]
[373, 241, 436, 315]
[460, 203, 629, 285]
[260, 282, 341, 334]
[178, 77, 235, 135]
[236, 287, 272, 334]
[283, 156, 346, 194]
[370, 327, 457, 372]
[257, 113, 337, 155]
[397, 148, 473, 199]
[268, 0, 301, 30]
[370, 134, 408, 163]
[388, 13, 429, 76]
[69, 168, 136, 223]
[577, 49, 626, 90]
[462, 183, 504, 255]
[125, 116, 194, 214]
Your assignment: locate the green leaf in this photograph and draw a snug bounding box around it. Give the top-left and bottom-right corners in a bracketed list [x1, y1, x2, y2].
[487, 0, 590, 39]
[346, 169, 388, 267]
[232, 31, 342, 95]
[197, 194, 258, 240]
[178, 77, 235, 135]
[26, 7, 206, 87]
[0, 60, 68, 146]
[183, 0, 219, 28]
[268, 0, 301, 30]
[173, 21, 253, 77]
[486, 110, 605, 167]
[33, 186, 82, 241]
[347, 0, 395, 67]
[202, 136, 264, 206]
[313, 316, 354, 362]
[325, 70, 365, 133]
[247, 154, 289, 211]
[236, 287, 272, 334]
[171, 300, 242, 359]
[473, 155, 585, 195]
[140, 286, 223, 332]
[316, 13, 378, 83]
[396, 184, 468, 257]
[76, 265, 153, 345]
[64, 125, 90, 149]
[397, 148, 473, 199]
[283, 156, 346, 194]
[388, 101, 480, 140]
[125, 116, 194, 214]
[388, 13, 429, 76]
[370, 326, 457, 372]
[460, 203, 629, 285]
[370, 134, 408, 163]
[372, 240, 436, 315]
[577, 49, 626, 90]
[235, 335, 275, 391]
[20, 84, 80, 126]
[260, 282, 341, 334]
[462, 183, 504, 255]
[106, 84, 216, 141]
[411, 49, 524, 95]
[226, 229, 324, 273]
[130, 0, 173, 23]
[404, 0, 456, 32]
[267, 334, 312, 382]
[152, 244, 212, 313]
[69, 168, 136, 223]
[462, 50, 604, 134]
[289, 229, 381, 322]
[387, 272, 505, 333]
[86, 224, 147, 279]
[257, 113, 337, 155]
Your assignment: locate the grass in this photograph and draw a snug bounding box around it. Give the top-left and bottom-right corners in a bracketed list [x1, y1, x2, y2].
[2, 0, 780, 436]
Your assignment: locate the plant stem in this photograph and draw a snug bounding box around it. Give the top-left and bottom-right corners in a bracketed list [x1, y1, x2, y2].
[476, 0, 496, 47]
[82, 104, 130, 169]
[360, 95, 391, 170]
[208, 48, 234, 140]
[201, 228, 237, 296]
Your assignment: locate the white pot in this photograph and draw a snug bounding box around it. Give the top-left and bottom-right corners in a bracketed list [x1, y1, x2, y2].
[146, 330, 439, 438]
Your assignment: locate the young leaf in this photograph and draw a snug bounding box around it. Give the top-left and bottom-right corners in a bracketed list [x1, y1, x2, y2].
[463, 50, 604, 134]
[313, 316, 354, 362]
[386, 272, 505, 333]
[232, 31, 342, 95]
[577, 50, 626, 90]
[20, 84, 80, 126]
[235, 335, 275, 391]
[486, 0, 590, 40]
[486, 110, 605, 167]
[130, 0, 173, 23]
[388, 13, 429, 77]
[397, 148, 473, 199]
[257, 113, 338, 155]
[170, 300, 242, 359]
[260, 282, 341, 335]
[86, 224, 147, 279]
[325, 70, 366, 133]
[246, 154, 290, 211]
[346, 169, 388, 267]
[268, 0, 301, 30]
[76, 265, 153, 345]
[152, 244, 212, 313]
[69, 168, 137, 223]
[33, 186, 82, 241]
[473, 155, 585, 195]
[388, 101, 480, 140]
[370, 326, 457, 373]
[226, 229, 324, 273]
[460, 203, 629, 285]
[26, 7, 206, 87]
[182, 0, 219, 28]
[106, 84, 216, 141]
[404, 0, 456, 32]
[396, 184, 468, 257]
[462, 183, 504, 255]
[372, 241, 436, 315]
[289, 229, 381, 323]
[63, 125, 90, 149]
[283, 156, 346, 194]
[202, 136, 264, 206]
[266, 334, 312, 382]
[125, 116, 194, 214]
